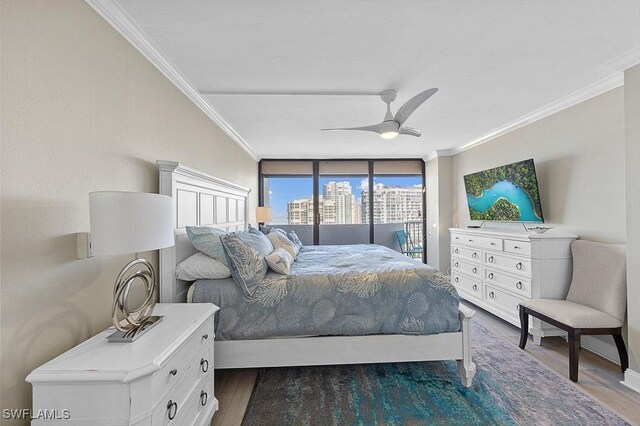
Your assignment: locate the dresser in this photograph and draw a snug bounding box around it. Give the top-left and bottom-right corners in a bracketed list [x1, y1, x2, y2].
[26, 303, 219, 425]
[450, 228, 577, 343]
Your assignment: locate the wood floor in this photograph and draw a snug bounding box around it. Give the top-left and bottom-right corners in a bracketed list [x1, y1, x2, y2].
[212, 302, 640, 425]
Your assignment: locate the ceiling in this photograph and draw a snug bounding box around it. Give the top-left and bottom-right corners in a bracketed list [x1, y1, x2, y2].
[116, 0, 640, 159]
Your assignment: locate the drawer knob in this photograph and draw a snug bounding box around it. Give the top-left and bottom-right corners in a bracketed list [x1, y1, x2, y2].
[200, 358, 209, 373]
[454, 277, 459, 283]
[472, 284, 478, 291]
[455, 248, 459, 254]
[472, 267, 477, 274]
[454, 262, 459, 267]
[514, 245, 520, 249]
[169, 368, 178, 376]
[202, 334, 209, 340]
[488, 256, 494, 263]
[516, 262, 523, 270]
[472, 252, 477, 259]
[489, 291, 495, 299]
[468, 239, 474, 242]
[490, 242, 496, 246]
[516, 281, 523, 290]
[488, 273, 494, 280]
[167, 400, 178, 420]
[201, 391, 208, 407]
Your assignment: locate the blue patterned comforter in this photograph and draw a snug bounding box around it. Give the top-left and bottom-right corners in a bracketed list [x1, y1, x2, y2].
[192, 244, 460, 340]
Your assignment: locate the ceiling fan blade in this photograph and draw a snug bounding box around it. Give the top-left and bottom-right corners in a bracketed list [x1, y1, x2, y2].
[321, 123, 386, 133]
[393, 88, 438, 126]
[399, 126, 422, 137]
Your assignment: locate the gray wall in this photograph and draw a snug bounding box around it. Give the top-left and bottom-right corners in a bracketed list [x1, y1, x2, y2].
[1, 1, 258, 414]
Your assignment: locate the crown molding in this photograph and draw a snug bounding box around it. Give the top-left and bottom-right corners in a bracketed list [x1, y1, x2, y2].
[604, 46, 640, 72]
[85, 0, 259, 161]
[448, 72, 624, 157]
[424, 149, 454, 162]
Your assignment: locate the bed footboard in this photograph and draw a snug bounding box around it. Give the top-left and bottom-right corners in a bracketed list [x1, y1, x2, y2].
[457, 304, 476, 388]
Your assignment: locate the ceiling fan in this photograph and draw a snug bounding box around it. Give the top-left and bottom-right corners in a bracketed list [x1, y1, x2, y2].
[321, 88, 438, 139]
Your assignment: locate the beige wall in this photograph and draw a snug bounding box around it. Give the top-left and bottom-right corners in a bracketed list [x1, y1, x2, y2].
[624, 64, 640, 375]
[425, 156, 453, 272]
[452, 87, 626, 360]
[0, 0, 258, 415]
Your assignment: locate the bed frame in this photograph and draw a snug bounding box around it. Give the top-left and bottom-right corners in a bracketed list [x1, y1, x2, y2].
[157, 160, 476, 387]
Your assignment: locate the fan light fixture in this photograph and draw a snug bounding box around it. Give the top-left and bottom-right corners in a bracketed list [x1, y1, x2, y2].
[380, 131, 399, 139]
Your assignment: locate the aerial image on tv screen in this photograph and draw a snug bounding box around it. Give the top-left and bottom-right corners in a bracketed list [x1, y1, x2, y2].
[464, 159, 544, 222]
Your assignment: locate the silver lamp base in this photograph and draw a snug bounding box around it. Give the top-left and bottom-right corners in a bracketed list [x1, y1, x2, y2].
[107, 315, 163, 343]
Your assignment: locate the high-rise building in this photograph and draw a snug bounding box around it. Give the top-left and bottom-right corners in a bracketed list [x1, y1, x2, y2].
[322, 181, 355, 224]
[286, 181, 363, 225]
[361, 184, 422, 224]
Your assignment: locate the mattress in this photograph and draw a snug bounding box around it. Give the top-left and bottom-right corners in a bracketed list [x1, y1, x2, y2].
[192, 244, 460, 341]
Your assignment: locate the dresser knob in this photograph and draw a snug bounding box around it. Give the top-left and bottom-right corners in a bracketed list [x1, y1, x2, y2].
[468, 239, 474, 242]
[472, 267, 477, 274]
[200, 391, 208, 407]
[489, 291, 495, 299]
[516, 281, 523, 290]
[167, 400, 178, 420]
[200, 358, 209, 373]
[488, 273, 494, 280]
[488, 256, 494, 263]
[169, 368, 177, 376]
[516, 262, 523, 270]
[455, 248, 459, 254]
[514, 245, 520, 249]
[490, 242, 496, 246]
[454, 277, 459, 283]
[454, 262, 459, 267]
[472, 253, 477, 259]
[472, 284, 478, 291]
[202, 334, 209, 340]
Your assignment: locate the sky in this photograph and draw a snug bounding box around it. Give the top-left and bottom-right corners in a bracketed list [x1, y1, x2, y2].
[266, 175, 422, 224]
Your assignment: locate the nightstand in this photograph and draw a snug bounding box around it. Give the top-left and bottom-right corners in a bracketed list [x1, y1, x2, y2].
[26, 303, 219, 425]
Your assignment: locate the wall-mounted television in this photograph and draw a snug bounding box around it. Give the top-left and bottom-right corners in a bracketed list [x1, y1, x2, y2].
[463, 159, 544, 222]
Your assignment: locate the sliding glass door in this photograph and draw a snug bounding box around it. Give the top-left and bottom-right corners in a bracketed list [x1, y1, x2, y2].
[259, 159, 426, 262]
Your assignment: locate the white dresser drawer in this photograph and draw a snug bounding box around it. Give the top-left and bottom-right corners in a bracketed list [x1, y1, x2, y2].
[452, 271, 482, 296]
[153, 361, 200, 426]
[504, 239, 531, 256]
[465, 235, 503, 251]
[485, 268, 531, 297]
[152, 316, 214, 402]
[484, 252, 531, 277]
[452, 258, 483, 278]
[451, 232, 465, 245]
[451, 245, 481, 262]
[484, 284, 522, 318]
[177, 374, 214, 426]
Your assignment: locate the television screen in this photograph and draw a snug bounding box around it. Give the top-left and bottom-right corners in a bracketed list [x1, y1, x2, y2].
[463, 159, 544, 222]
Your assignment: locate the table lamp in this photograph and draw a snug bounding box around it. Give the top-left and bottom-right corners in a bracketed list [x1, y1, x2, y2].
[256, 206, 272, 227]
[89, 191, 174, 342]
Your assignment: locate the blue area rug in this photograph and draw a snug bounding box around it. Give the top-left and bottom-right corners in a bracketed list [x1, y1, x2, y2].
[242, 323, 628, 425]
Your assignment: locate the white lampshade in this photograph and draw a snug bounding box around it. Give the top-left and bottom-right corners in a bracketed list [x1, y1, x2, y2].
[256, 206, 272, 223]
[89, 191, 174, 256]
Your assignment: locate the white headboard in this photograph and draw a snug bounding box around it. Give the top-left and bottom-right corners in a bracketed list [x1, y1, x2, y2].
[157, 160, 251, 303]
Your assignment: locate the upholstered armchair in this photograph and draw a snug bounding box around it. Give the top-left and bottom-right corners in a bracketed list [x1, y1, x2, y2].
[518, 240, 627, 382]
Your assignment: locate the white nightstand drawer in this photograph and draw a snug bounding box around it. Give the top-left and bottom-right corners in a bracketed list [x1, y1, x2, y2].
[484, 252, 531, 277]
[153, 362, 199, 425]
[451, 245, 481, 262]
[465, 235, 503, 251]
[484, 284, 522, 318]
[485, 268, 531, 297]
[152, 316, 214, 402]
[177, 374, 214, 426]
[452, 271, 482, 296]
[452, 258, 482, 278]
[504, 239, 531, 256]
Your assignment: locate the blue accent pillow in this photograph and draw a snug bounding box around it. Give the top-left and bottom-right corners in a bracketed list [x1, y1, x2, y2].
[221, 230, 274, 297]
[185, 226, 228, 266]
[287, 230, 303, 249]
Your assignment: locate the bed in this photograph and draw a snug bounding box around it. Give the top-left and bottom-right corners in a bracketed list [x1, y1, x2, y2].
[157, 160, 476, 387]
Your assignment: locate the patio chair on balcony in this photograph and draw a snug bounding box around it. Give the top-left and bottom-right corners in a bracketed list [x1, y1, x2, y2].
[394, 230, 423, 259]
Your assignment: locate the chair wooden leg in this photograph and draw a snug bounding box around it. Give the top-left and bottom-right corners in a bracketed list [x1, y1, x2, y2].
[568, 329, 581, 382]
[613, 333, 629, 373]
[518, 305, 529, 349]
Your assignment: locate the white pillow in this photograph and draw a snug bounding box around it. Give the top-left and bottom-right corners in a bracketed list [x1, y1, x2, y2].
[266, 230, 299, 259]
[176, 252, 231, 281]
[265, 248, 294, 275]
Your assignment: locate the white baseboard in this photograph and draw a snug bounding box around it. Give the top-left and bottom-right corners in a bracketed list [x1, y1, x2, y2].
[621, 369, 640, 394]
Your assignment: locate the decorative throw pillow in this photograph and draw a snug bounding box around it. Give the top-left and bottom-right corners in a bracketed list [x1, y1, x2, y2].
[265, 248, 294, 275]
[287, 230, 304, 249]
[266, 229, 299, 259]
[186, 226, 228, 266]
[221, 230, 274, 296]
[260, 225, 288, 237]
[176, 252, 231, 281]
